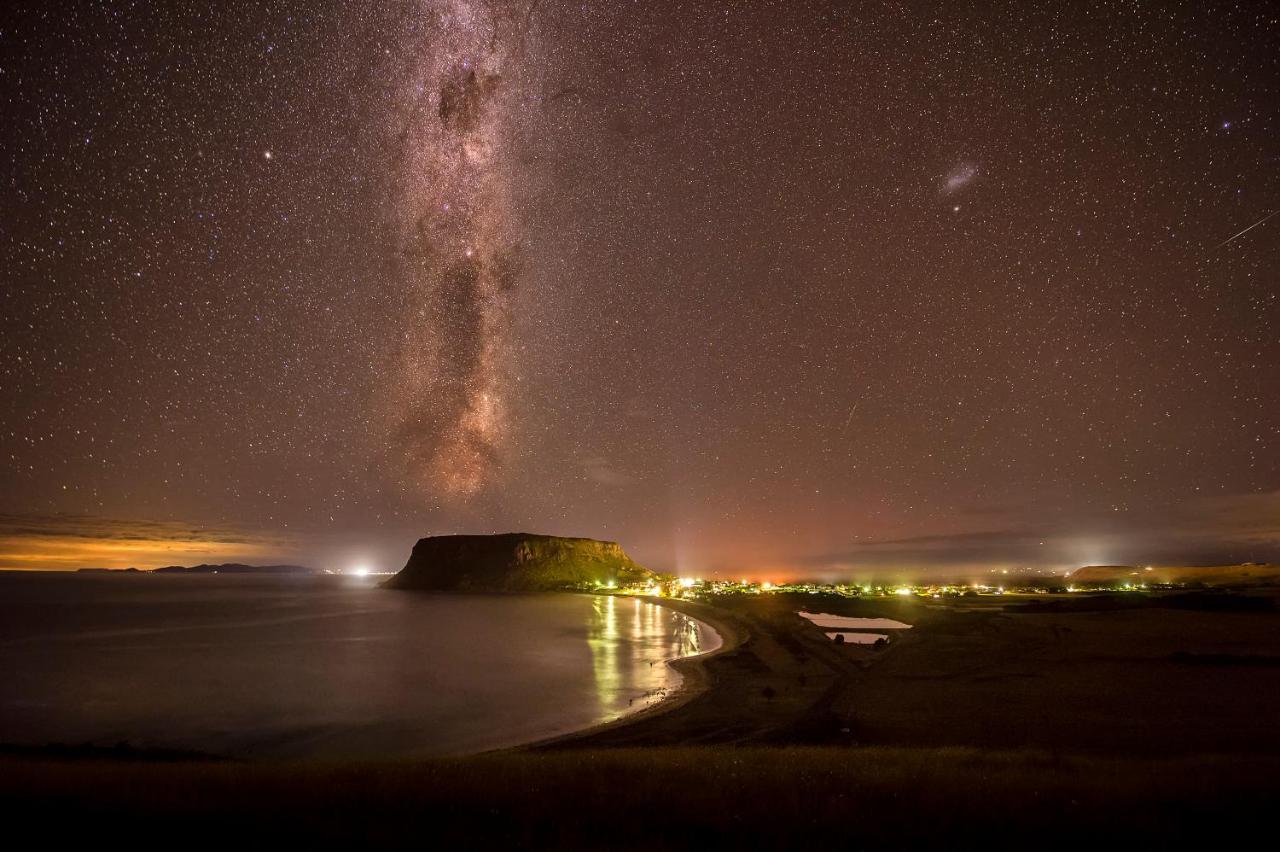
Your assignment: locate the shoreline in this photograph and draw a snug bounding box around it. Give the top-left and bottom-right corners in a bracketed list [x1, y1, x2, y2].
[0, 589, 745, 765]
[526, 591, 927, 750]
[14, 587, 1278, 761]
[515, 594, 749, 752]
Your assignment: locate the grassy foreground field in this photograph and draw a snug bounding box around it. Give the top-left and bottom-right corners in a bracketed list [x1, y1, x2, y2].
[8, 590, 1278, 847]
[3, 746, 1278, 848]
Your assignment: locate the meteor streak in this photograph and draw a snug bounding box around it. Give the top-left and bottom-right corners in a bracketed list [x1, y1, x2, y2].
[1214, 209, 1278, 250]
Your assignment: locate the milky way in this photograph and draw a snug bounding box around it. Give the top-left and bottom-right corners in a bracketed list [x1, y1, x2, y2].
[2, 1, 1277, 576]
[385, 2, 534, 501]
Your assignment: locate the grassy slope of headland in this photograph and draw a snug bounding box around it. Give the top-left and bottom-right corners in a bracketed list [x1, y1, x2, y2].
[3, 747, 1277, 849]
[547, 590, 1280, 755]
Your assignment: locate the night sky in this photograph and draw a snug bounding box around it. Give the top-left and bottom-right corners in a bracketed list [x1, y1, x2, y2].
[2, 1, 1277, 578]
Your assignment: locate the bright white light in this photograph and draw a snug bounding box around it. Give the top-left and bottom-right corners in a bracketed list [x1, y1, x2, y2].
[679, 577, 695, 588]
[352, 564, 370, 577]
[894, 587, 913, 596]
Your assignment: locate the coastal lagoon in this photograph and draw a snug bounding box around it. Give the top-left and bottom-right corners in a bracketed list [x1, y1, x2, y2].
[797, 612, 913, 630]
[0, 573, 719, 759]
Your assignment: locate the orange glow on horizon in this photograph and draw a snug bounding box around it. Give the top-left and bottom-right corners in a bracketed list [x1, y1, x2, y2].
[0, 523, 293, 572]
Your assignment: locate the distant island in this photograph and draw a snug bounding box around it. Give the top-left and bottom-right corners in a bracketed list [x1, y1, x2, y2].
[384, 533, 654, 592]
[77, 564, 315, 575]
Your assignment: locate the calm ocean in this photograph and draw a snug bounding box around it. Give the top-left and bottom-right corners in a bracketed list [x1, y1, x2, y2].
[0, 572, 719, 759]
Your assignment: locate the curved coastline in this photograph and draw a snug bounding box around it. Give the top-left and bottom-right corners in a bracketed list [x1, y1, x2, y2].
[0, 584, 739, 762]
[514, 594, 746, 752]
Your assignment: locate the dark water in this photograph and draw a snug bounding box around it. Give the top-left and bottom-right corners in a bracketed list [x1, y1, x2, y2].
[0, 572, 719, 759]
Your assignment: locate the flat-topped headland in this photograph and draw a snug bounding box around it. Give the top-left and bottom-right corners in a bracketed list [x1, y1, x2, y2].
[383, 532, 654, 592]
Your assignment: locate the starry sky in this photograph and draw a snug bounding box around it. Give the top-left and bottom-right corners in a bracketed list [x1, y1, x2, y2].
[2, 1, 1277, 578]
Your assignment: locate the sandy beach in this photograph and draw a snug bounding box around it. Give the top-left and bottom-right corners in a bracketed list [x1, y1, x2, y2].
[521, 595, 749, 750]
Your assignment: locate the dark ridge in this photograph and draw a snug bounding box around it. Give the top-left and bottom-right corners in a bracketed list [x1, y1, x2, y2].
[151, 564, 315, 575]
[1170, 652, 1280, 667]
[1005, 592, 1275, 614]
[0, 741, 227, 763]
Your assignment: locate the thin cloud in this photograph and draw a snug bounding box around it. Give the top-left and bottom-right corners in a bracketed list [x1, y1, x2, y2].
[0, 513, 295, 571]
[798, 490, 1280, 576]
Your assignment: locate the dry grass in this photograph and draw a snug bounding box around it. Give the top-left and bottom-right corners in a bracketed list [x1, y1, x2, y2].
[3, 746, 1276, 848]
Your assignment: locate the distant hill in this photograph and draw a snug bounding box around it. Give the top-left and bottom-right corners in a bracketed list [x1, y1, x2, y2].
[384, 533, 653, 592]
[1068, 563, 1280, 587]
[151, 563, 315, 575]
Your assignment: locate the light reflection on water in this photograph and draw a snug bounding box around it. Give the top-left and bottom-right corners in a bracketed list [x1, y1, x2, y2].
[585, 595, 715, 718]
[0, 573, 720, 759]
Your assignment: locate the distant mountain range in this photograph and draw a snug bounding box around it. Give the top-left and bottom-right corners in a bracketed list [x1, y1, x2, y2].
[77, 563, 315, 575]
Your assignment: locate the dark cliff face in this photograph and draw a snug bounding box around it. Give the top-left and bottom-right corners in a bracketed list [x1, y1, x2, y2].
[384, 533, 652, 592]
